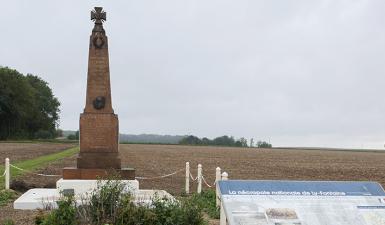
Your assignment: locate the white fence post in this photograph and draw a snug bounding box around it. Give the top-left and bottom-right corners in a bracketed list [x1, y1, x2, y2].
[5, 158, 10, 190]
[220, 171, 228, 225]
[216, 167, 221, 207]
[197, 164, 202, 194]
[185, 162, 190, 194]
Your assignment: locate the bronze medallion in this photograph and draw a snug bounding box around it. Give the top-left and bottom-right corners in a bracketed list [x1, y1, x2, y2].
[93, 96, 106, 109]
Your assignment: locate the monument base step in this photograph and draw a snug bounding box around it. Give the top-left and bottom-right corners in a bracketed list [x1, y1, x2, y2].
[62, 167, 135, 179]
[14, 188, 173, 210]
[56, 178, 139, 196]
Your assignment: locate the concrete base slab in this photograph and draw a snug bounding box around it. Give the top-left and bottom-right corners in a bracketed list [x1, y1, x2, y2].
[14, 188, 174, 210]
[56, 178, 139, 196]
[14, 188, 60, 210]
[13, 184, 175, 210]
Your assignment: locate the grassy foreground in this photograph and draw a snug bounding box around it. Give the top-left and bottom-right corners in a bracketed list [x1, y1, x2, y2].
[0, 146, 79, 189]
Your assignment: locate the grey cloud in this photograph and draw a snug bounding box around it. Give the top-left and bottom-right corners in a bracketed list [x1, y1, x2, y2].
[1, 0, 384, 148]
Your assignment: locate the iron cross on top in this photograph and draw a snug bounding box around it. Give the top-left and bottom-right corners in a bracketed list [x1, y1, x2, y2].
[91, 7, 106, 24]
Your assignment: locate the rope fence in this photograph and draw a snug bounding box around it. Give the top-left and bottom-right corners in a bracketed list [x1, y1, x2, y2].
[0, 169, 6, 178]
[133, 162, 221, 192]
[189, 172, 198, 181]
[2, 158, 227, 200]
[10, 164, 62, 177]
[135, 169, 184, 180]
[202, 175, 213, 188]
[3, 158, 229, 225]
[2, 158, 230, 225]
[184, 161, 229, 203]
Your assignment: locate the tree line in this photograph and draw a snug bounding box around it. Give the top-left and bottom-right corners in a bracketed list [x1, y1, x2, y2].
[179, 135, 272, 148]
[0, 67, 60, 140]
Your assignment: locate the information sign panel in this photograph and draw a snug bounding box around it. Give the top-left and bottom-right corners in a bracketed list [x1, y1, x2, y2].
[218, 180, 385, 225]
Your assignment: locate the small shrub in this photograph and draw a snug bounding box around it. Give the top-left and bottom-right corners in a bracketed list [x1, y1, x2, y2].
[0, 190, 16, 206]
[147, 196, 205, 225]
[178, 197, 207, 225]
[67, 134, 76, 140]
[81, 178, 125, 224]
[34, 210, 46, 225]
[115, 195, 156, 225]
[37, 178, 208, 225]
[67, 131, 79, 140]
[190, 190, 219, 219]
[35, 195, 77, 225]
[2, 219, 15, 225]
[34, 130, 54, 139]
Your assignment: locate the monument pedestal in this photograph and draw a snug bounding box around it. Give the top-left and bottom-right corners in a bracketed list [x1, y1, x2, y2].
[64, 112, 136, 180]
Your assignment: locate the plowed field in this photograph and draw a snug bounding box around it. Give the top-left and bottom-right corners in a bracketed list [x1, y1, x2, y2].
[2, 143, 385, 225]
[0, 142, 76, 162]
[12, 144, 385, 195]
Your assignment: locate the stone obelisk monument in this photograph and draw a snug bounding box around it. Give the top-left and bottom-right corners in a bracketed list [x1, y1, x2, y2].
[63, 7, 135, 180]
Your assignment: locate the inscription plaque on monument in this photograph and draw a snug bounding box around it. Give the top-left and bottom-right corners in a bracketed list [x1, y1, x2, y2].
[63, 7, 135, 179]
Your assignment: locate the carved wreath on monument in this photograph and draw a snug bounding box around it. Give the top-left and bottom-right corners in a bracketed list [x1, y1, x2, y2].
[93, 34, 105, 48]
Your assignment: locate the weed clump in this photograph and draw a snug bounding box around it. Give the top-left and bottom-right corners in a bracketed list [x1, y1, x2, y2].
[190, 189, 220, 219]
[0, 190, 16, 207]
[35, 195, 77, 225]
[2, 218, 15, 225]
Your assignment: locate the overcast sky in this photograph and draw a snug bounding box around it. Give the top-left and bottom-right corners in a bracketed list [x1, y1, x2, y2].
[1, 0, 385, 148]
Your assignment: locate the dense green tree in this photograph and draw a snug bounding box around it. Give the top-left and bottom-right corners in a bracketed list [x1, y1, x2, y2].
[25, 74, 60, 138]
[67, 131, 79, 140]
[201, 137, 211, 145]
[179, 135, 249, 147]
[212, 135, 234, 146]
[179, 135, 202, 145]
[239, 137, 248, 147]
[256, 141, 272, 148]
[0, 67, 60, 139]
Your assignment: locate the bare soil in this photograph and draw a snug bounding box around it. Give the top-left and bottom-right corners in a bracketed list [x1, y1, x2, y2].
[0, 142, 76, 162]
[2, 143, 385, 224]
[120, 144, 385, 195]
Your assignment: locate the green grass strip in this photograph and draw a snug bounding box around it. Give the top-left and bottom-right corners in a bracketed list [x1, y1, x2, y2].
[0, 146, 79, 189]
